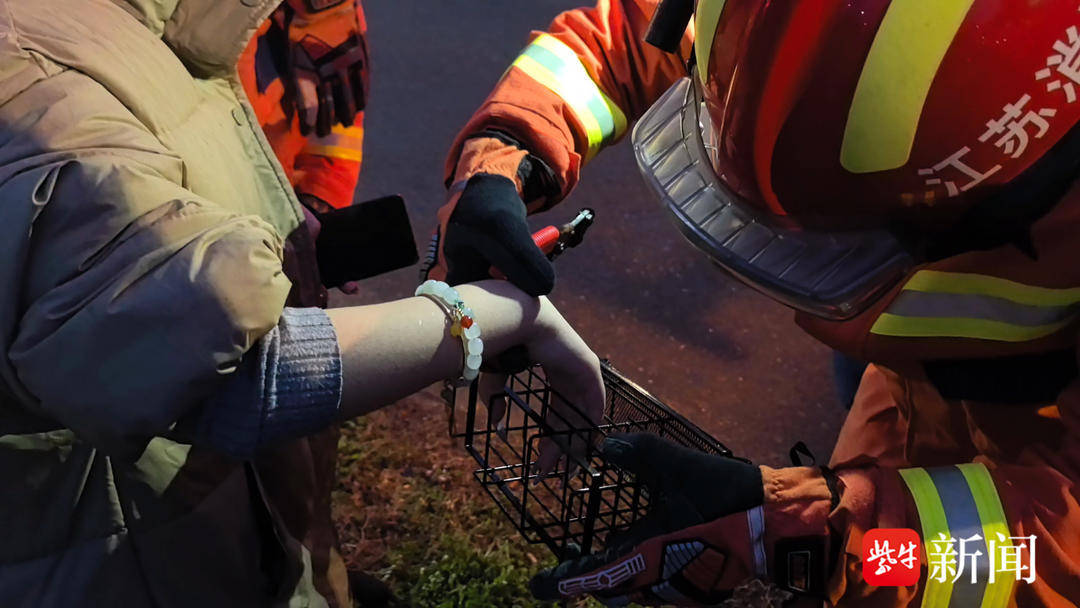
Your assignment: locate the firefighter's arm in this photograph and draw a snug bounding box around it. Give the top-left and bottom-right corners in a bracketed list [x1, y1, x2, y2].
[293, 130, 363, 211]
[824, 384, 1080, 607]
[796, 183, 1080, 364]
[429, 0, 691, 293]
[446, 0, 693, 209]
[274, 0, 367, 211]
[533, 413, 1080, 606]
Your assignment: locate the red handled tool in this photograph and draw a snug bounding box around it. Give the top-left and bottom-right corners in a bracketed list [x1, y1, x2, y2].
[490, 208, 595, 280]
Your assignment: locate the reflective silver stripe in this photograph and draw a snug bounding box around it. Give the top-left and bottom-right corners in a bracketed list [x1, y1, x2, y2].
[557, 553, 646, 596]
[872, 270, 1080, 341]
[927, 466, 989, 605]
[888, 290, 1079, 327]
[512, 33, 627, 160]
[746, 505, 767, 579]
[900, 463, 1014, 608]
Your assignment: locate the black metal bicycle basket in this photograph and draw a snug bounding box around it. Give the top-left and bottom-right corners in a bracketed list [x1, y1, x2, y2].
[444, 361, 734, 558]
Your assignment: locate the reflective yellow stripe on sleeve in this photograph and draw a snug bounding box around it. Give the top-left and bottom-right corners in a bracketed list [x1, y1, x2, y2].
[512, 33, 627, 161]
[871, 270, 1080, 342]
[302, 124, 365, 163]
[956, 464, 1015, 608]
[900, 467, 956, 608]
[899, 463, 1014, 608]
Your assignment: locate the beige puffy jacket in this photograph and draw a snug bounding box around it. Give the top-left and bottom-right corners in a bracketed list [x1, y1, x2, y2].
[0, 0, 348, 605]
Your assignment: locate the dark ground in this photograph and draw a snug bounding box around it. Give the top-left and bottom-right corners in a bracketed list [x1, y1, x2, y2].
[329, 3, 850, 603]
[336, 0, 846, 465]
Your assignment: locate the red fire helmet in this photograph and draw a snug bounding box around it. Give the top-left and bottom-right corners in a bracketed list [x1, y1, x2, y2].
[633, 0, 1080, 319]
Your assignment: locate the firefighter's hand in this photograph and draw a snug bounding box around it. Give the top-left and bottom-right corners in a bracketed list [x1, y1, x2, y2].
[530, 434, 767, 606]
[283, 15, 369, 137]
[438, 174, 555, 296]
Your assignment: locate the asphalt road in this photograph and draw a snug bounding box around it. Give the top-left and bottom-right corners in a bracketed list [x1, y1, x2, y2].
[335, 1, 847, 465]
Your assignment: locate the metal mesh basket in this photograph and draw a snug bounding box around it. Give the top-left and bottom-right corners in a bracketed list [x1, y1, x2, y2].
[443, 361, 736, 558]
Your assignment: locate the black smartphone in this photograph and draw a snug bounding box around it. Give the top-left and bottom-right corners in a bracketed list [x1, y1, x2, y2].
[315, 194, 418, 286]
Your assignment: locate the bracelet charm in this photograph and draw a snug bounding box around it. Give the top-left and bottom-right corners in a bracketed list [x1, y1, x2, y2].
[416, 280, 484, 385]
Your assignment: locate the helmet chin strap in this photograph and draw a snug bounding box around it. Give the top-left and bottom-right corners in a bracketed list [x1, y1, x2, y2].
[645, 0, 695, 53]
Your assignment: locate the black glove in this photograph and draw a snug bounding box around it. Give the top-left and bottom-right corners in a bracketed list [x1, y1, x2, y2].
[443, 174, 555, 296]
[530, 433, 763, 605]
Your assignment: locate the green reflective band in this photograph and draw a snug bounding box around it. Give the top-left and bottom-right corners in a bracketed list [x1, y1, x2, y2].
[957, 464, 1015, 608]
[899, 464, 1014, 608]
[904, 271, 1080, 308]
[512, 33, 627, 161]
[871, 313, 1073, 342]
[900, 467, 955, 608]
[871, 270, 1080, 342]
[841, 0, 975, 173]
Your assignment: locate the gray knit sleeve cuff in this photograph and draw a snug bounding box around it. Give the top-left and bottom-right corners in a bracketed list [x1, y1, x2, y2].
[197, 307, 343, 459]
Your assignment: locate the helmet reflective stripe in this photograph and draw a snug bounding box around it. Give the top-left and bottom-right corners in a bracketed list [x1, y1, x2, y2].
[512, 33, 627, 161]
[870, 270, 1080, 341]
[302, 123, 365, 162]
[840, 0, 976, 174]
[899, 463, 1015, 608]
[693, 0, 728, 78]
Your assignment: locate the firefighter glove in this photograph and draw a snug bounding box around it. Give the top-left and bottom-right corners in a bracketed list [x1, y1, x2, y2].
[529, 433, 769, 606]
[284, 26, 368, 137]
[442, 174, 555, 296]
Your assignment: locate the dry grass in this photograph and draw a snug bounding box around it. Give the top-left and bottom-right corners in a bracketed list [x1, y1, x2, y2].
[330, 387, 781, 608]
[332, 386, 584, 607]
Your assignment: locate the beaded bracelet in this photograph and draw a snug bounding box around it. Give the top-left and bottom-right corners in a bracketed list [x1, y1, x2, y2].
[416, 280, 484, 386]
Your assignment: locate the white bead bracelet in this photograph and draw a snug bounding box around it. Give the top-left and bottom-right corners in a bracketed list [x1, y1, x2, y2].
[416, 280, 484, 386]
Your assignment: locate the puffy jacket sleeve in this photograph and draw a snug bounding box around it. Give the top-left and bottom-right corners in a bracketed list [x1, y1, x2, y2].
[445, 0, 693, 208]
[796, 182, 1080, 365]
[0, 62, 300, 458]
[5, 154, 294, 458]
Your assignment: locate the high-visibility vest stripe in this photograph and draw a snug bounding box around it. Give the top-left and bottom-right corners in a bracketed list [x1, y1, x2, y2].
[887, 291, 1077, 328]
[957, 463, 1016, 608]
[871, 270, 1080, 341]
[302, 124, 365, 162]
[900, 467, 956, 608]
[903, 270, 1080, 307]
[871, 313, 1073, 342]
[529, 34, 628, 140]
[840, 0, 975, 173]
[929, 466, 990, 606]
[301, 144, 363, 163]
[512, 33, 627, 161]
[899, 463, 1013, 608]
